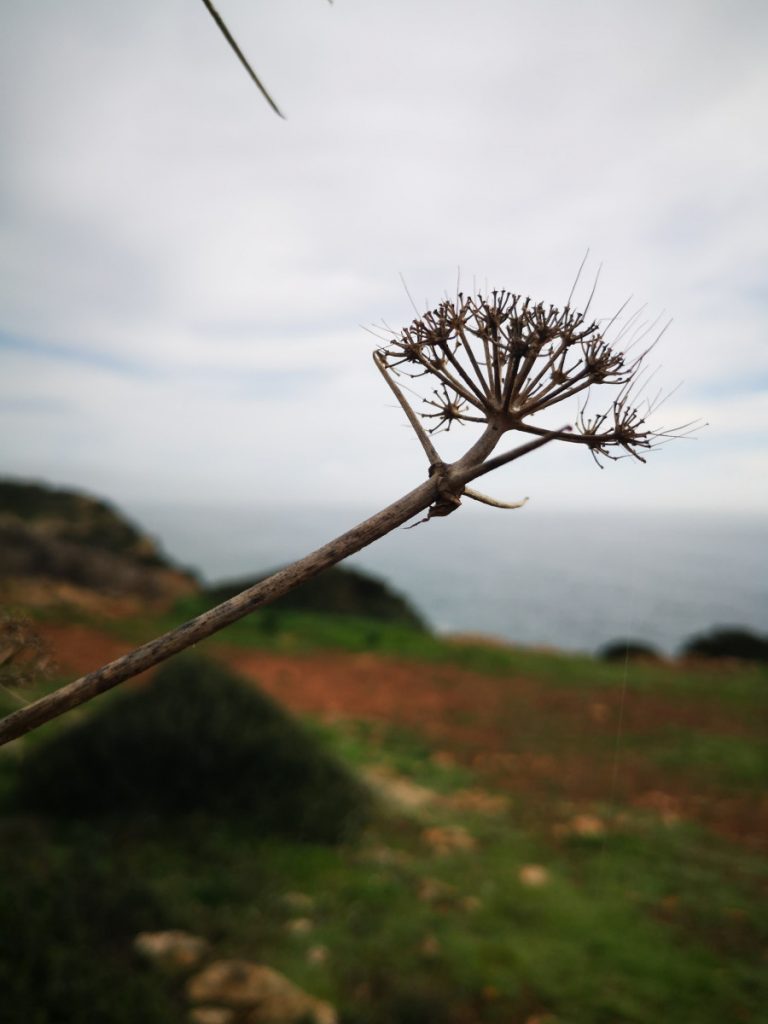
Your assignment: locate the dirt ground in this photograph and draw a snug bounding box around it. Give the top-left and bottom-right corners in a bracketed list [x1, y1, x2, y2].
[38, 623, 768, 849]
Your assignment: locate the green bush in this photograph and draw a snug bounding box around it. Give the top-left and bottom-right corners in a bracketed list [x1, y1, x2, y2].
[17, 656, 372, 842]
[681, 627, 768, 664]
[206, 565, 428, 631]
[0, 830, 174, 1024]
[599, 639, 661, 662]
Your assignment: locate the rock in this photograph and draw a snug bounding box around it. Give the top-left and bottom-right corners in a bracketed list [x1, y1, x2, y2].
[569, 813, 605, 838]
[417, 877, 457, 904]
[420, 825, 476, 856]
[307, 945, 329, 966]
[186, 960, 336, 1024]
[416, 876, 481, 913]
[442, 787, 509, 815]
[282, 891, 315, 913]
[188, 1009, 235, 1024]
[362, 765, 435, 811]
[518, 864, 550, 888]
[285, 917, 313, 936]
[134, 930, 210, 973]
[360, 844, 413, 867]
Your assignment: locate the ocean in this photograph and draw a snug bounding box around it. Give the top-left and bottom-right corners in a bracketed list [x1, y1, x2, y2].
[129, 501, 767, 658]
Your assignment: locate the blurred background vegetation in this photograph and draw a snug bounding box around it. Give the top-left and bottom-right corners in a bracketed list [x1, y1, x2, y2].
[0, 480, 766, 1023]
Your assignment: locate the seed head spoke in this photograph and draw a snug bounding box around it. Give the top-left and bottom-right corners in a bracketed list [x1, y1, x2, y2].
[464, 488, 529, 510]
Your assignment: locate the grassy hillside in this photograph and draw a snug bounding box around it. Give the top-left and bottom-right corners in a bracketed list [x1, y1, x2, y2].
[0, 609, 766, 1023]
[200, 564, 429, 631]
[0, 479, 198, 604]
[0, 479, 167, 564]
[110, 599, 768, 703]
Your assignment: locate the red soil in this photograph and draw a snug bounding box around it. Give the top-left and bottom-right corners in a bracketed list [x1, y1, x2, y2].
[37, 624, 767, 850]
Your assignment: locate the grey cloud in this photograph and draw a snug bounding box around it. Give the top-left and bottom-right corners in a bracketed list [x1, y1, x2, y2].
[1, 0, 766, 509]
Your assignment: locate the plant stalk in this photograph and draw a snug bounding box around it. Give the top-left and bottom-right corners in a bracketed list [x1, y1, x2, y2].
[0, 476, 443, 746]
[0, 427, 562, 747]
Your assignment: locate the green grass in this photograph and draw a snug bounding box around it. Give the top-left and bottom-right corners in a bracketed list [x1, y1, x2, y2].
[19, 597, 768, 711]
[2, 609, 767, 1022]
[98, 600, 768, 704]
[15, 657, 372, 842]
[634, 730, 768, 788]
[2, 691, 767, 1024]
[304, 718, 477, 794]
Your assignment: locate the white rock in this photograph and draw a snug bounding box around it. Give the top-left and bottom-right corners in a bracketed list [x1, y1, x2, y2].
[188, 1008, 235, 1024]
[186, 960, 337, 1024]
[134, 930, 210, 973]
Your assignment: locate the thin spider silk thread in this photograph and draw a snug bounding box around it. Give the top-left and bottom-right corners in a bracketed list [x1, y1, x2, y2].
[0, 680, 31, 707]
[596, 571, 637, 889]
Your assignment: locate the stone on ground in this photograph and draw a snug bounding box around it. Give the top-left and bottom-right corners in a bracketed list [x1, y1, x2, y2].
[188, 1008, 235, 1024]
[134, 930, 210, 973]
[186, 960, 336, 1024]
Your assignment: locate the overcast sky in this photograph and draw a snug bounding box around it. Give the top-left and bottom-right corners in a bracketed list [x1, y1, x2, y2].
[2, 0, 767, 518]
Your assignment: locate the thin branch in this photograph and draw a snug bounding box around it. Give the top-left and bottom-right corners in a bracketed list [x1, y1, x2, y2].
[455, 317, 492, 400]
[398, 272, 422, 320]
[438, 339, 492, 406]
[200, 0, 285, 118]
[464, 488, 529, 510]
[373, 352, 441, 465]
[459, 428, 568, 487]
[0, 284, 681, 746]
[567, 248, 590, 307]
[511, 420, 641, 449]
[0, 424, 553, 748]
[0, 476, 442, 747]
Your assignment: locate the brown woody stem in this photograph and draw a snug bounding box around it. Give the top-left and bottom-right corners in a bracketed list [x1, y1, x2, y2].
[0, 420, 570, 747]
[0, 477, 439, 746]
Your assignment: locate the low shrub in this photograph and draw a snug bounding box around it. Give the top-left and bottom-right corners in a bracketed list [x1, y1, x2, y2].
[205, 565, 428, 631]
[681, 627, 768, 664]
[599, 639, 661, 663]
[0, 830, 173, 1024]
[17, 656, 372, 842]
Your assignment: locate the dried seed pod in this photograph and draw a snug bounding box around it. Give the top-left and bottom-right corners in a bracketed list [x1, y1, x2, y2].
[375, 290, 684, 465]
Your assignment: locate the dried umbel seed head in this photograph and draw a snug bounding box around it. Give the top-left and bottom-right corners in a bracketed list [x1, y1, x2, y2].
[0, 275, 701, 747]
[0, 611, 55, 689]
[375, 290, 685, 465]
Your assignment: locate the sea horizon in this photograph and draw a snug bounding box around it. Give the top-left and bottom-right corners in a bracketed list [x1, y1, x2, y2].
[126, 499, 768, 659]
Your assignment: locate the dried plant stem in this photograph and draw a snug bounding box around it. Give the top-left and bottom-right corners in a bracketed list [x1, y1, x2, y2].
[0, 428, 559, 747]
[0, 281, 683, 746]
[200, 0, 285, 118]
[373, 352, 441, 465]
[464, 488, 528, 510]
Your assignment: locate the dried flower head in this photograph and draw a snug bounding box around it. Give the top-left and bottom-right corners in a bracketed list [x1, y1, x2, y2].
[0, 281, 698, 746]
[374, 290, 686, 468]
[0, 611, 54, 693]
